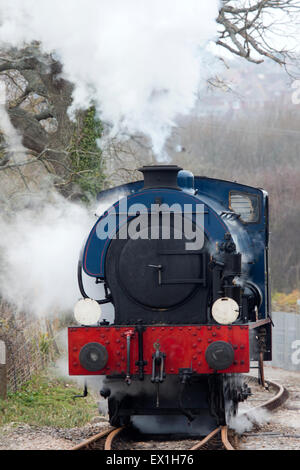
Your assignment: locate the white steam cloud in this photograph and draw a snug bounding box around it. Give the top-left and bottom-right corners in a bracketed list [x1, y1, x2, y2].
[0, 0, 220, 160]
[229, 408, 270, 435]
[0, 80, 26, 162]
[0, 194, 93, 317]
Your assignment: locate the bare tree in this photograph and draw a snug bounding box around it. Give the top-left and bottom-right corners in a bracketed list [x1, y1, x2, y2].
[218, 0, 300, 66]
[0, 44, 74, 154]
[0, 44, 108, 200]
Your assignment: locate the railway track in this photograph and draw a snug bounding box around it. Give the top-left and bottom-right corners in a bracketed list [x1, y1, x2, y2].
[189, 425, 235, 450]
[241, 375, 288, 416]
[70, 427, 121, 450]
[70, 375, 288, 451]
[69, 425, 234, 451]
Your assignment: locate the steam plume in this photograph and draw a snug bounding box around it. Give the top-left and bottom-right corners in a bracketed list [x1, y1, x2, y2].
[0, 194, 92, 317]
[0, 0, 220, 160]
[0, 80, 26, 162]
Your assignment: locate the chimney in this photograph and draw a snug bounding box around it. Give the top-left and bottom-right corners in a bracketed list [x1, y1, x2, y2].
[138, 165, 182, 190]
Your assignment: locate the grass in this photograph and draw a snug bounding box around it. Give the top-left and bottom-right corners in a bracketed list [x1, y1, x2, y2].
[0, 372, 99, 429]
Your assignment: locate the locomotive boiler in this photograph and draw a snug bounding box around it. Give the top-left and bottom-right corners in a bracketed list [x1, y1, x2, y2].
[68, 165, 272, 434]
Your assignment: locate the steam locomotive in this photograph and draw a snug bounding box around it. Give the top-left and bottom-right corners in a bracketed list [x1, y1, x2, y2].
[68, 165, 272, 435]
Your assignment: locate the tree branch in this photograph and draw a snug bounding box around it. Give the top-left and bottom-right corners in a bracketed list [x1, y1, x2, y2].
[218, 0, 300, 65]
